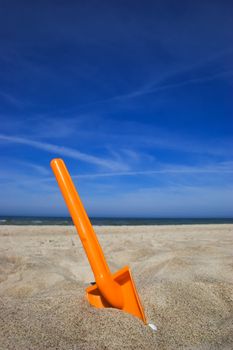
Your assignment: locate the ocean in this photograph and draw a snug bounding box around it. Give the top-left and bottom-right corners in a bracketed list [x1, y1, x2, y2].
[0, 216, 232, 226]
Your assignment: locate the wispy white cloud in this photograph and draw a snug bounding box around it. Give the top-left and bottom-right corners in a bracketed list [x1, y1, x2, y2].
[100, 68, 233, 103]
[2, 160, 232, 187]
[0, 91, 25, 107]
[14, 160, 51, 176]
[0, 134, 128, 171]
[96, 184, 233, 217]
[74, 162, 233, 179]
[73, 49, 233, 108]
[127, 48, 233, 98]
[0, 157, 232, 217]
[137, 69, 233, 98]
[62, 118, 231, 158]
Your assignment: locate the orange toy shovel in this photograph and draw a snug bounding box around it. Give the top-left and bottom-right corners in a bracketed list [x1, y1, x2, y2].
[51, 158, 146, 323]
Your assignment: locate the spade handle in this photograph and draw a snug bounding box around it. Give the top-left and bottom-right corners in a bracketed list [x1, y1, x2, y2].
[51, 158, 111, 280]
[51, 159, 124, 308]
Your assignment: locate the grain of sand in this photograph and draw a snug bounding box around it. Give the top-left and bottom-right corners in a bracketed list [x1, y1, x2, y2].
[0, 224, 233, 349]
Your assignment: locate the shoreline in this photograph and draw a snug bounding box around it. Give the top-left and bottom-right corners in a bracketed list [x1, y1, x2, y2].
[1, 217, 233, 227]
[1, 223, 233, 229]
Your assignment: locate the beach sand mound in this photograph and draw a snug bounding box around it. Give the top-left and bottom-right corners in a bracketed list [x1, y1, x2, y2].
[0, 225, 233, 349]
[0, 282, 155, 350]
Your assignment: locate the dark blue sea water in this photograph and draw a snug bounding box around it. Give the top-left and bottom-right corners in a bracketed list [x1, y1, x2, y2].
[0, 216, 232, 226]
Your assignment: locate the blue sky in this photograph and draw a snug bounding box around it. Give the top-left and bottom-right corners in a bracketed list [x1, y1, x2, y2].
[0, 1, 232, 217]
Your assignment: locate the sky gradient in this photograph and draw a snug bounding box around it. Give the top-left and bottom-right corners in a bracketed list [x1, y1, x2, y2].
[0, 1, 232, 217]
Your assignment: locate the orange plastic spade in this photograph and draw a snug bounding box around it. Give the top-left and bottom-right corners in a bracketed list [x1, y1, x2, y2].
[51, 158, 146, 323]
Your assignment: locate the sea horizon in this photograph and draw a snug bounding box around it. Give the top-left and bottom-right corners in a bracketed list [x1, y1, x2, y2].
[0, 216, 233, 226]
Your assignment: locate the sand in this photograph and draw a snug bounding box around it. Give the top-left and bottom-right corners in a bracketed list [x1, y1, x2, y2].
[0, 224, 233, 349]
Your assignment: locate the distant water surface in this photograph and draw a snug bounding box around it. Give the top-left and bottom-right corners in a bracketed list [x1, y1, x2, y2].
[0, 216, 232, 226]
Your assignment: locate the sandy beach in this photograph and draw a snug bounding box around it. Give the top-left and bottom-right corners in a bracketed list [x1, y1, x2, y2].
[0, 224, 233, 349]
